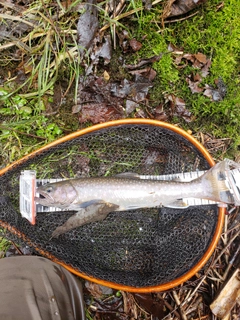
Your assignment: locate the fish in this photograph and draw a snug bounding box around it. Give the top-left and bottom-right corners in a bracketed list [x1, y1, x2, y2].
[35, 159, 238, 237]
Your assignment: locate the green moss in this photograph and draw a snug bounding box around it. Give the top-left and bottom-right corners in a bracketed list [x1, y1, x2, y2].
[125, 0, 240, 154]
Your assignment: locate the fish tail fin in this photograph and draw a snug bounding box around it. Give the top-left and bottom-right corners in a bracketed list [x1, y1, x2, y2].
[199, 159, 240, 205]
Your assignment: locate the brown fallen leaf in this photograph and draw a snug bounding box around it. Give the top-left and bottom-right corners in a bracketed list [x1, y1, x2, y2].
[168, 0, 207, 17]
[167, 94, 192, 122]
[124, 54, 163, 70]
[79, 103, 123, 124]
[154, 105, 168, 121]
[129, 68, 157, 81]
[203, 78, 227, 101]
[194, 52, 207, 64]
[183, 52, 207, 68]
[129, 38, 142, 52]
[90, 34, 112, 65]
[134, 293, 165, 320]
[201, 58, 212, 77]
[125, 100, 139, 115]
[186, 75, 204, 93]
[85, 281, 113, 299]
[77, 0, 99, 54]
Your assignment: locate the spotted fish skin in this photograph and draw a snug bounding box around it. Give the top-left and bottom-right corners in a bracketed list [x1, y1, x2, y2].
[35, 161, 232, 211]
[35, 161, 235, 237]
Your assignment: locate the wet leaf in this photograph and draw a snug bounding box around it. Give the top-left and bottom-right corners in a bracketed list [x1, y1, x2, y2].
[183, 52, 208, 68]
[124, 54, 163, 70]
[79, 103, 122, 124]
[203, 78, 227, 102]
[77, 0, 99, 54]
[129, 38, 142, 52]
[90, 35, 112, 65]
[154, 105, 168, 121]
[168, 0, 207, 17]
[167, 94, 192, 122]
[129, 68, 157, 81]
[85, 281, 113, 299]
[194, 52, 207, 64]
[134, 293, 165, 320]
[201, 59, 212, 77]
[186, 75, 204, 93]
[125, 100, 139, 115]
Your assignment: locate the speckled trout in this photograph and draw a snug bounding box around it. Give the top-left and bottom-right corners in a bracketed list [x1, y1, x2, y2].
[35, 160, 237, 237]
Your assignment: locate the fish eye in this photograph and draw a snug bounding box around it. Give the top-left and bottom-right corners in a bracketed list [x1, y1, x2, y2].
[46, 187, 53, 193]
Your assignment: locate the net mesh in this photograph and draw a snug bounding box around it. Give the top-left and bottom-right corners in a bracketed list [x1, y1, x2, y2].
[0, 124, 218, 288]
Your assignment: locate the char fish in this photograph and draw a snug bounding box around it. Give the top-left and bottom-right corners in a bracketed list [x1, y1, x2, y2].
[35, 160, 238, 237]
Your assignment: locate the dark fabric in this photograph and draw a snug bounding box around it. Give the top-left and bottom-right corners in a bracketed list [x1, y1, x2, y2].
[0, 256, 85, 320]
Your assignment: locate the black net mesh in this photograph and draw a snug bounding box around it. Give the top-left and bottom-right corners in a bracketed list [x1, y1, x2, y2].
[0, 124, 219, 288]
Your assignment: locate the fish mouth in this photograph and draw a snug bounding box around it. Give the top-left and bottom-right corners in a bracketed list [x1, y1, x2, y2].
[34, 190, 55, 206]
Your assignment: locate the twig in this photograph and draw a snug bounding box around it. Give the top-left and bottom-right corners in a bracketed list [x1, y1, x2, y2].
[100, 0, 163, 32]
[10, 240, 23, 255]
[0, 13, 36, 27]
[186, 296, 202, 315]
[215, 229, 240, 263]
[157, 293, 181, 319]
[222, 244, 240, 280]
[172, 290, 188, 320]
[163, 11, 199, 24]
[0, 1, 23, 13]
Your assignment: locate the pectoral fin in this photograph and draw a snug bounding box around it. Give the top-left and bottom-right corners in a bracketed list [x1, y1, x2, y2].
[164, 200, 189, 209]
[51, 202, 119, 238]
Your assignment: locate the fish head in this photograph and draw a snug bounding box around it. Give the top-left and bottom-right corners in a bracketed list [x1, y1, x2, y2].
[35, 181, 78, 209]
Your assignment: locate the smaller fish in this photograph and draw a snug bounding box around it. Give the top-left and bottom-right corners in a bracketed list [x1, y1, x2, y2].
[35, 159, 240, 237]
[51, 202, 119, 238]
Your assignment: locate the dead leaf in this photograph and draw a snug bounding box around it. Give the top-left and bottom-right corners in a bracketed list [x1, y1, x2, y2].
[90, 34, 112, 65]
[111, 77, 153, 103]
[183, 52, 208, 69]
[168, 0, 207, 17]
[125, 100, 139, 115]
[201, 59, 212, 77]
[203, 85, 213, 99]
[186, 76, 203, 93]
[117, 30, 130, 53]
[129, 38, 142, 52]
[124, 54, 163, 70]
[72, 104, 82, 114]
[203, 78, 227, 101]
[167, 94, 192, 122]
[77, 0, 99, 54]
[194, 52, 207, 64]
[129, 68, 157, 81]
[85, 281, 113, 299]
[79, 103, 122, 123]
[134, 293, 165, 320]
[103, 70, 110, 81]
[168, 43, 184, 55]
[154, 105, 168, 121]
